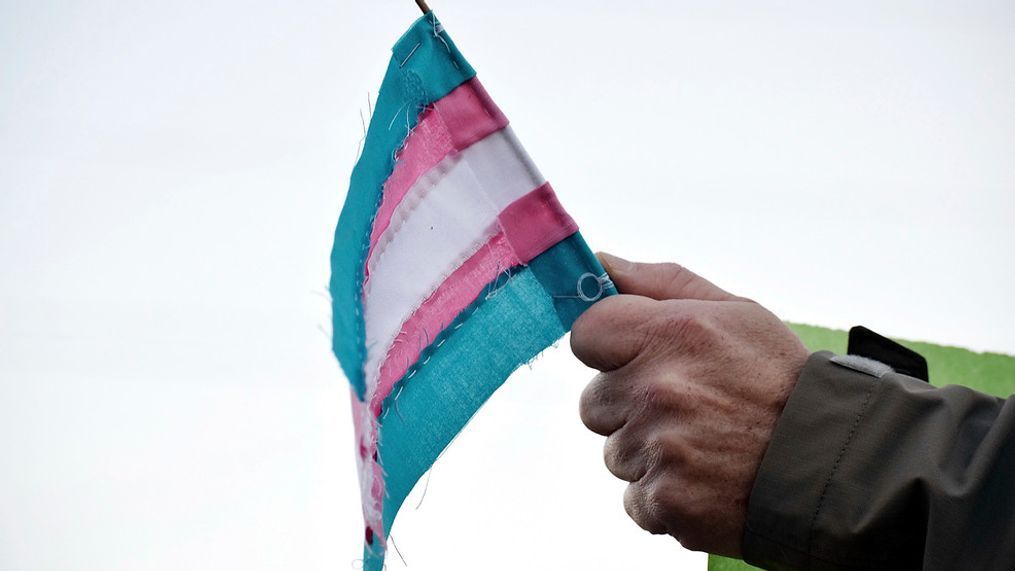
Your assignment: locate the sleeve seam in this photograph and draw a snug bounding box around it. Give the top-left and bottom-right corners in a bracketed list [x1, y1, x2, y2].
[805, 372, 882, 554]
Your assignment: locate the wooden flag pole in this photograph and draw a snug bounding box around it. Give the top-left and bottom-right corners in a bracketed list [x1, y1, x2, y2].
[415, 0, 430, 14]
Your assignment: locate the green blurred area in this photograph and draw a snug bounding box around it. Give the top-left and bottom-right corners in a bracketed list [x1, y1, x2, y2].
[708, 323, 1015, 571]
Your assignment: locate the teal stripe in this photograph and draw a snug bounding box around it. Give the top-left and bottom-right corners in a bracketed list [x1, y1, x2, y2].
[366, 268, 563, 571]
[330, 13, 476, 398]
[365, 233, 613, 570]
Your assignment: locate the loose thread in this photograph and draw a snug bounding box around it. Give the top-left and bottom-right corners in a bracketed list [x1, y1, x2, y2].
[389, 535, 408, 567]
[355, 108, 368, 161]
[431, 16, 450, 53]
[415, 467, 434, 510]
[429, 14, 457, 69]
[400, 42, 421, 68]
[316, 323, 331, 340]
[388, 103, 408, 131]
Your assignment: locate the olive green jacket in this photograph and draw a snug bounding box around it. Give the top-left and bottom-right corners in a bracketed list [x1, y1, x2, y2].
[743, 351, 1015, 570]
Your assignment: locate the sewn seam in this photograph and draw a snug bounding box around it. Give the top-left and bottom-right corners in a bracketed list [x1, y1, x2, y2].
[805, 375, 881, 558]
[365, 230, 503, 402]
[376, 265, 522, 422]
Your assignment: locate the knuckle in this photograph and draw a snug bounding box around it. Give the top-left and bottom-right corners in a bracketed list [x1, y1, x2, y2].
[642, 477, 670, 510]
[639, 376, 681, 412]
[653, 479, 688, 520]
[650, 307, 719, 356]
[623, 483, 665, 535]
[579, 374, 624, 435]
[577, 378, 597, 416]
[656, 431, 693, 465]
[645, 478, 696, 537]
[603, 437, 625, 478]
[578, 375, 606, 418]
[578, 397, 601, 434]
[603, 432, 643, 482]
[640, 377, 668, 403]
[630, 472, 715, 551]
[622, 484, 640, 520]
[652, 309, 703, 343]
[641, 432, 665, 469]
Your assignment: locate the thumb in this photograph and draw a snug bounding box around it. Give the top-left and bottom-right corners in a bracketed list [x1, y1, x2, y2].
[598, 252, 739, 302]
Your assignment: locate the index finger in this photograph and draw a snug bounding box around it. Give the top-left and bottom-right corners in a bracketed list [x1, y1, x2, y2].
[570, 294, 658, 372]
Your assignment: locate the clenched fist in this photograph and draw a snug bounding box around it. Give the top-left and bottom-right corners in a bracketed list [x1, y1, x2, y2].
[571, 253, 809, 557]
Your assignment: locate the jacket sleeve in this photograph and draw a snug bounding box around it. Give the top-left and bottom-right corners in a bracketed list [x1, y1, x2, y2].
[742, 351, 1015, 570]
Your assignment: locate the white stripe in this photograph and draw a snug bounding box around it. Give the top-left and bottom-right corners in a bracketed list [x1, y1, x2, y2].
[361, 127, 544, 394]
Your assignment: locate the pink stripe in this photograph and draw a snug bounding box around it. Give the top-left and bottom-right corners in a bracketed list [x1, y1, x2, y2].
[498, 183, 578, 262]
[366, 78, 508, 278]
[350, 394, 385, 540]
[368, 185, 579, 415]
[369, 232, 520, 416]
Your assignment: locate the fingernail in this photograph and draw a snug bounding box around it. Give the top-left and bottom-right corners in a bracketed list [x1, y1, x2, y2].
[597, 252, 634, 275]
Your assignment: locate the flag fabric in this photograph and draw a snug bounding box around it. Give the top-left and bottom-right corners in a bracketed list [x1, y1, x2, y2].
[329, 11, 614, 570]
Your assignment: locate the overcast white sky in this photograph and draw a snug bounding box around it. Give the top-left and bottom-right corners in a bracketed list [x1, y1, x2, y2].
[1, 1, 1013, 570]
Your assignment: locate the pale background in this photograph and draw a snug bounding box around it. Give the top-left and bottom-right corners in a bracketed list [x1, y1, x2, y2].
[1, 0, 1013, 570]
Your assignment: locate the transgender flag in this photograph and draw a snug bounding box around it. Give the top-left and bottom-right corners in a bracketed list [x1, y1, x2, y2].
[329, 13, 614, 570]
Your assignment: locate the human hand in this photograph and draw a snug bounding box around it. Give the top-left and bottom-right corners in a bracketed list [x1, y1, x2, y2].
[571, 253, 809, 557]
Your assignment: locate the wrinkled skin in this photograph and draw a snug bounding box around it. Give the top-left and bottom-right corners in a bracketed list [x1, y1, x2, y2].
[571, 253, 809, 557]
